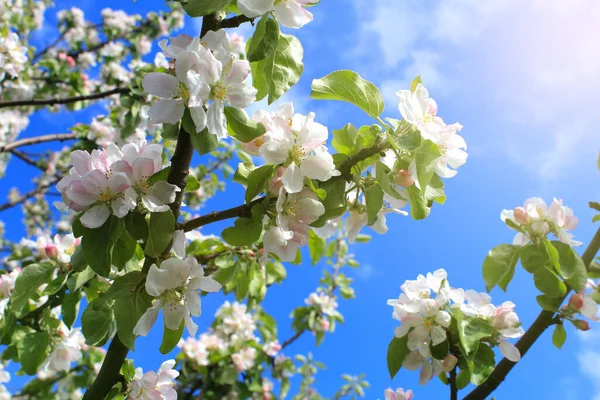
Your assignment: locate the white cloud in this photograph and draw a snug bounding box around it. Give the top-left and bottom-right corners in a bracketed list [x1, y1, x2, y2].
[351, 0, 600, 183]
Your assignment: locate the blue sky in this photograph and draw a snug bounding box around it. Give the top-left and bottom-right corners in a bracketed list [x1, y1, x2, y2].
[2, 0, 600, 398]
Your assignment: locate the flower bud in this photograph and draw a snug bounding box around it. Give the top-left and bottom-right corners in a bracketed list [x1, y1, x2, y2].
[513, 207, 529, 224]
[44, 245, 58, 260]
[569, 293, 585, 310]
[573, 319, 591, 331]
[392, 169, 414, 187]
[67, 56, 75, 68]
[442, 354, 458, 372]
[320, 318, 330, 331]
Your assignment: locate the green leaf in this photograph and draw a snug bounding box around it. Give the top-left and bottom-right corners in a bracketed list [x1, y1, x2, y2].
[233, 162, 256, 186]
[222, 205, 263, 246]
[406, 185, 430, 220]
[225, 106, 266, 143]
[533, 266, 567, 298]
[114, 288, 153, 351]
[42, 273, 68, 295]
[245, 165, 276, 204]
[251, 27, 304, 104]
[147, 167, 170, 186]
[247, 15, 278, 62]
[190, 127, 219, 156]
[311, 70, 384, 119]
[69, 267, 96, 291]
[458, 313, 493, 355]
[81, 300, 114, 346]
[456, 369, 471, 390]
[387, 335, 410, 379]
[410, 75, 423, 92]
[392, 127, 421, 152]
[520, 243, 550, 273]
[100, 271, 146, 304]
[425, 174, 446, 205]
[185, 175, 200, 192]
[553, 241, 587, 292]
[18, 332, 49, 375]
[375, 161, 403, 200]
[112, 227, 137, 270]
[182, 0, 232, 17]
[482, 244, 520, 292]
[332, 123, 360, 156]
[82, 216, 124, 277]
[145, 211, 175, 257]
[160, 320, 184, 354]
[536, 294, 563, 312]
[552, 323, 566, 349]
[62, 291, 81, 329]
[365, 183, 384, 226]
[11, 263, 56, 315]
[308, 230, 326, 266]
[467, 343, 495, 385]
[215, 365, 238, 385]
[412, 139, 442, 190]
[162, 123, 179, 140]
[311, 179, 347, 227]
[124, 212, 149, 242]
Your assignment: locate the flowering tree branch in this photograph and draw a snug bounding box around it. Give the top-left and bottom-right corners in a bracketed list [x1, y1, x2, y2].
[0, 177, 59, 212]
[462, 226, 600, 400]
[220, 14, 255, 28]
[0, 133, 78, 152]
[0, 87, 129, 109]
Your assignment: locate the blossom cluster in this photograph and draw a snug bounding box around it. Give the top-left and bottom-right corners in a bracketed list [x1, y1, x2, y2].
[305, 291, 340, 332]
[56, 141, 179, 228]
[144, 30, 256, 139]
[385, 387, 414, 400]
[388, 269, 524, 385]
[129, 359, 179, 400]
[562, 280, 600, 329]
[0, 364, 9, 400]
[134, 231, 222, 337]
[39, 324, 86, 377]
[501, 197, 581, 246]
[238, 0, 314, 29]
[0, 32, 28, 80]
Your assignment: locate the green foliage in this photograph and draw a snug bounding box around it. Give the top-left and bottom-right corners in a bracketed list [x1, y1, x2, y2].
[182, 0, 232, 17]
[251, 23, 304, 104]
[482, 244, 520, 291]
[222, 205, 264, 246]
[308, 230, 326, 265]
[114, 286, 153, 351]
[160, 320, 184, 354]
[247, 15, 278, 62]
[457, 311, 493, 355]
[387, 335, 410, 379]
[18, 332, 49, 375]
[190, 127, 219, 156]
[364, 183, 384, 226]
[81, 300, 115, 346]
[145, 211, 175, 257]
[536, 294, 563, 312]
[311, 70, 384, 119]
[552, 323, 566, 349]
[553, 241, 588, 291]
[411, 139, 442, 190]
[82, 216, 124, 277]
[311, 179, 347, 227]
[245, 165, 276, 204]
[533, 266, 567, 298]
[11, 262, 56, 316]
[405, 185, 430, 220]
[467, 343, 495, 385]
[225, 106, 266, 143]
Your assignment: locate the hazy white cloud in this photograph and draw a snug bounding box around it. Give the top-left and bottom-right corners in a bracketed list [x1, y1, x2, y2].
[351, 0, 600, 182]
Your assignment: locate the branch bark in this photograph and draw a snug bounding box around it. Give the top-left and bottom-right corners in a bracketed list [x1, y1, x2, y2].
[220, 15, 255, 28]
[0, 87, 129, 109]
[0, 133, 78, 152]
[463, 227, 600, 400]
[81, 337, 129, 400]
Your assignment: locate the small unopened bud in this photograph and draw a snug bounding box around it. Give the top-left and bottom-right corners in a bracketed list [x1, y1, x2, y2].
[248, 250, 255, 257]
[429, 99, 438, 115]
[569, 293, 585, 310]
[442, 354, 458, 372]
[57, 52, 67, 61]
[573, 319, 591, 331]
[392, 170, 415, 187]
[513, 207, 529, 224]
[320, 318, 330, 331]
[45, 245, 58, 259]
[67, 56, 75, 67]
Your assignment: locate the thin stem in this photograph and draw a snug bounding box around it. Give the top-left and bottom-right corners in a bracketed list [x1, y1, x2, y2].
[449, 367, 458, 400]
[0, 88, 129, 109]
[0, 133, 78, 152]
[0, 178, 59, 212]
[463, 227, 600, 400]
[9, 149, 40, 169]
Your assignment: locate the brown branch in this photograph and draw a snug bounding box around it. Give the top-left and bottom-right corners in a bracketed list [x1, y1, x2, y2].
[0, 87, 129, 109]
[0, 177, 60, 212]
[9, 149, 40, 168]
[32, 33, 67, 62]
[81, 337, 129, 400]
[281, 329, 306, 349]
[463, 227, 600, 400]
[220, 15, 255, 29]
[0, 133, 78, 152]
[182, 140, 391, 232]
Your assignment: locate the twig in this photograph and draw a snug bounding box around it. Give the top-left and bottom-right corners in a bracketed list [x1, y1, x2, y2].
[0, 133, 78, 152]
[0, 177, 60, 212]
[463, 227, 600, 400]
[9, 149, 40, 169]
[449, 366, 458, 400]
[0, 87, 129, 109]
[220, 15, 255, 28]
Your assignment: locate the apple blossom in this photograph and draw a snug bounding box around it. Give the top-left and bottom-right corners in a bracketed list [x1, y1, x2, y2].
[134, 231, 222, 337]
[129, 359, 179, 400]
[260, 109, 339, 193]
[306, 292, 338, 316]
[232, 347, 257, 372]
[35, 233, 80, 263]
[39, 326, 85, 375]
[238, 0, 313, 29]
[385, 387, 414, 400]
[397, 84, 444, 141]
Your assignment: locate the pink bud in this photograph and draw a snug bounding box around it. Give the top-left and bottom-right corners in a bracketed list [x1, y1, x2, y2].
[320, 318, 330, 331]
[67, 56, 75, 67]
[57, 52, 67, 61]
[513, 207, 529, 224]
[442, 354, 458, 372]
[429, 99, 438, 115]
[392, 170, 415, 187]
[45, 245, 58, 259]
[569, 293, 585, 310]
[80, 73, 89, 81]
[573, 319, 591, 331]
[268, 167, 286, 195]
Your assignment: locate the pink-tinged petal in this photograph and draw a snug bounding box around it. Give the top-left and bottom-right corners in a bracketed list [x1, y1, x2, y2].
[142, 73, 179, 98]
[274, 1, 313, 29]
[108, 172, 131, 193]
[111, 197, 132, 218]
[207, 99, 227, 139]
[80, 204, 110, 228]
[345, 212, 367, 244]
[281, 162, 304, 193]
[172, 230, 186, 259]
[184, 312, 198, 337]
[238, 0, 274, 17]
[132, 157, 157, 183]
[384, 389, 396, 400]
[111, 159, 133, 177]
[185, 290, 201, 317]
[189, 106, 207, 133]
[225, 82, 257, 109]
[260, 140, 292, 165]
[148, 99, 185, 125]
[82, 169, 109, 194]
[402, 351, 423, 371]
[225, 59, 251, 84]
[133, 300, 161, 336]
[419, 362, 434, 385]
[294, 198, 325, 224]
[70, 150, 90, 175]
[295, 113, 328, 150]
[300, 154, 335, 181]
[157, 359, 177, 375]
[499, 340, 521, 362]
[160, 258, 192, 289]
[158, 386, 178, 400]
[147, 181, 179, 205]
[65, 180, 97, 207]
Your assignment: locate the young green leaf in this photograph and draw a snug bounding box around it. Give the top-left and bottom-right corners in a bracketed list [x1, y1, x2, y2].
[365, 183, 384, 226]
[311, 70, 384, 119]
[114, 288, 153, 351]
[222, 205, 264, 246]
[245, 165, 276, 204]
[387, 335, 410, 379]
[160, 320, 184, 354]
[145, 211, 175, 257]
[533, 266, 567, 298]
[11, 263, 56, 315]
[247, 15, 278, 62]
[82, 216, 124, 277]
[411, 139, 442, 190]
[482, 244, 520, 292]
[225, 106, 266, 142]
[18, 331, 49, 375]
[81, 300, 115, 346]
[308, 229, 326, 266]
[553, 241, 588, 292]
[190, 127, 219, 156]
[552, 323, 566, 349]
[182, 0, 233, 17]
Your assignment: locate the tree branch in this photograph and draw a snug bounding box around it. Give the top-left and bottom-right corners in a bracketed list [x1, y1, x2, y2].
[182, 140, 392, 232]
[220, 15, 255, 29]
[449, 367, 458, 400]
[0, 133, 78, 152]
[0, 177, 59, 212]
[0, 87, 129, 109]
[8, 149, 40, 169]
[463, 227, 600, 400]
[81, 337, 129, 400]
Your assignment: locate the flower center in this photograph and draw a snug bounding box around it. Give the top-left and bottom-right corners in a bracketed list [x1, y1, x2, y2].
[212, 81, 227, 101]
[178, 82, 190, 102]
[289, 144, 306, 164]
[98, 188, 115, 202]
